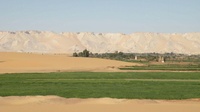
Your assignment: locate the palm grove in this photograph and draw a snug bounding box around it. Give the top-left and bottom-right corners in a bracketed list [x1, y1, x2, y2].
[72, 49, 200, 64]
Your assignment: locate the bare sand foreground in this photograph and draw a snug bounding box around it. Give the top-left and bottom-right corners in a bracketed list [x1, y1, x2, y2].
[0, 96, 200, 112]
[0, 52, 138, 73]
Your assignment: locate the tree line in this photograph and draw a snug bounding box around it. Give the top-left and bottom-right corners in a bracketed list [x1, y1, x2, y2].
[73, 49, 90, 57]
[73, 49, 200, 63]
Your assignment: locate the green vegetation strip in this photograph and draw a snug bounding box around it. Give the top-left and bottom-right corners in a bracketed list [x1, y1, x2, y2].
[0, 72, 200, 99]
[120, 64, 200, 71]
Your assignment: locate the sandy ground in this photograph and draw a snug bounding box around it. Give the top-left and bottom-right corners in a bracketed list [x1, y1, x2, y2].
[0, 96, 200, 112]
[0, 52, 139, 73]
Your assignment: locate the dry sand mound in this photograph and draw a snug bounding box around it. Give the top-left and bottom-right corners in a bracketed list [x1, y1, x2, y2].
[0, 52, 137, 73]
[0, 96, 200, 112]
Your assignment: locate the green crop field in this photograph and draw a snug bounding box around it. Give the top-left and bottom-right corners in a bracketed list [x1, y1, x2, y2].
[0, 72, 200, 99]
[120, 64, 200, 71]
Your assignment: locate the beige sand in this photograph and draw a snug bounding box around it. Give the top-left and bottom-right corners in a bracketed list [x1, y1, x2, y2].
[0, 52, 138, 73]
[0, 96, 200, 112]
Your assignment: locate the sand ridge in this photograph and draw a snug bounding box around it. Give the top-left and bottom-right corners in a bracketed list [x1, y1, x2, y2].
[0, 52, 139, 73]
[0, 96, 200, 112]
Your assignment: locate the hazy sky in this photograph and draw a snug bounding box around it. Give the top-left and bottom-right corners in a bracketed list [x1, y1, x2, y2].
[0, 0, 200, 33]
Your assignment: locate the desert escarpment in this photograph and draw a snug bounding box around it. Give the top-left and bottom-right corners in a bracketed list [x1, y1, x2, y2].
[0, 31, 200, 54]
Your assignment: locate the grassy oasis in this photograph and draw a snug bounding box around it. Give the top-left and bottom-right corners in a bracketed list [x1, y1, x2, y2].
[0, 72, 200, 99]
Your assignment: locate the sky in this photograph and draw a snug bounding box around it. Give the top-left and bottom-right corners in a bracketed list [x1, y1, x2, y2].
[0, 0, 200, 33]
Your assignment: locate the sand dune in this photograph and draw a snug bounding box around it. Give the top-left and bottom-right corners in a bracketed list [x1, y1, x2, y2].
[0, 96, 200, 112]
[1, 31, 200, 54]
[0, 52, 137, 73]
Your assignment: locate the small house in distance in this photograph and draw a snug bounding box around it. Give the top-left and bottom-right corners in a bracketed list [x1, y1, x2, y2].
[158, 56, 165, 63]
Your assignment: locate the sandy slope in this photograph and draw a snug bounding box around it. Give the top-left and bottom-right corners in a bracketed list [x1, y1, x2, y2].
[0, 96, 200, 112]
[0, 52, 137, 73]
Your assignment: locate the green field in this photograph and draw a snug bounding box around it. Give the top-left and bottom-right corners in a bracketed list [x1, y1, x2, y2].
[0, 72, 200, 99]
[120, 64, 200, 71]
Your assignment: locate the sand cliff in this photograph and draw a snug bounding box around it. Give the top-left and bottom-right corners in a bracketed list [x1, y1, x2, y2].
[0, 31, 200, 54]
